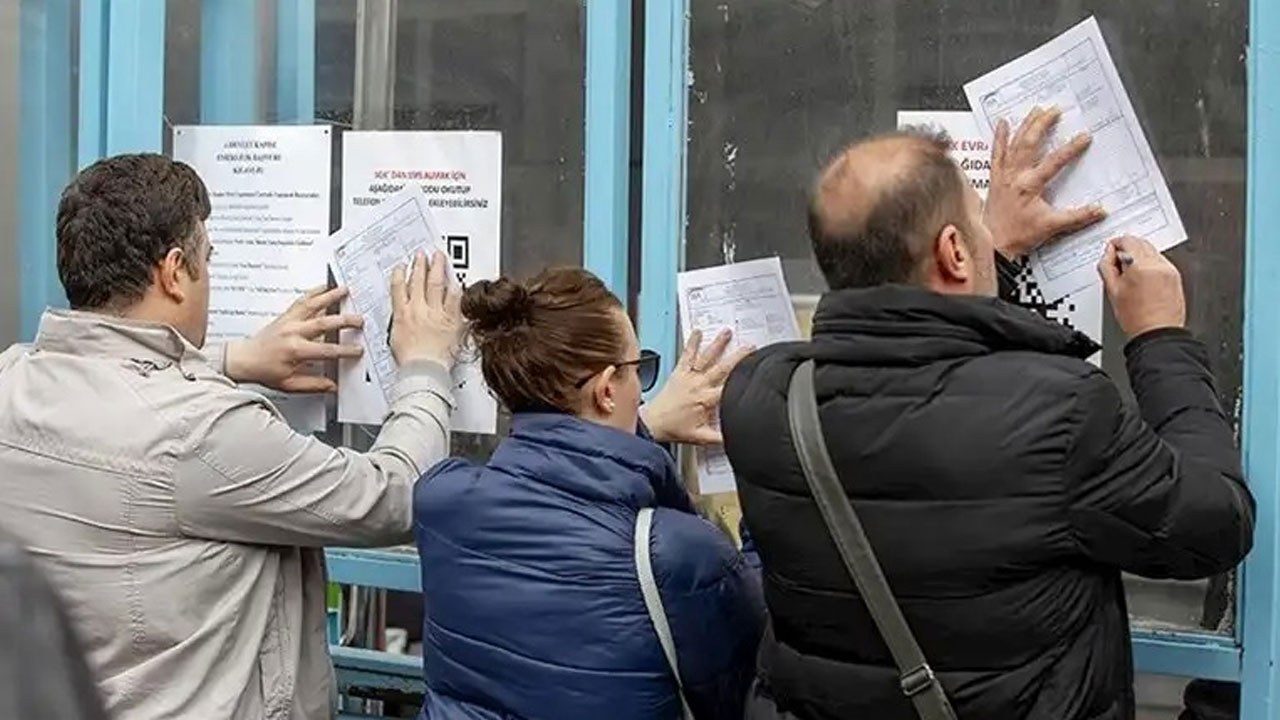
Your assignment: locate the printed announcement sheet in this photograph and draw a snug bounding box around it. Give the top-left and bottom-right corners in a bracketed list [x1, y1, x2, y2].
[172, 125, 332, 431]
[337, 131, 501, 434]
[963, 16, 1185, 300]
[896, 110, 1102, 364]
[677, 257, 801, 495]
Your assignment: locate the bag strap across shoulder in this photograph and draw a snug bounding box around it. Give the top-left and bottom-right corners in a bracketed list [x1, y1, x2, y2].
[786, 360, 958, 720]
[635, 507, 697, 720]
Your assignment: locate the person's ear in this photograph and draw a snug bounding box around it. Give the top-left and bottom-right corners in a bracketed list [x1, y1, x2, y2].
[592, 365, 619, 415]
[933, 224, 972, 285]
[155, 247, 189, 303]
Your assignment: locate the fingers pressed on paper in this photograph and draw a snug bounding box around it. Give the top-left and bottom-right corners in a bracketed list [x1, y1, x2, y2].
[708, 345, 755, 384]
[1027, 106, 1063, 146]
[425, 251, 448, 308]
[407, 252, 428, 304]
[1047, 205, 1106, 236]
[1011, 107, 1043, 153]
[680, 330, 704, 369]
[1034, 134, 1092, 185]
[302, 339, 365, 361]
[991, 119, 1010, 171]
[389, 265, 408, 316]
[700, 329, 734, 367]
[300, 313, 364, 339]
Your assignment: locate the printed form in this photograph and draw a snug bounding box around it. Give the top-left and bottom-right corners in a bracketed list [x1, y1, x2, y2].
[328, 184, 494, 435]
[677, 257, 800, 495]
[964, 16, 1185, 301]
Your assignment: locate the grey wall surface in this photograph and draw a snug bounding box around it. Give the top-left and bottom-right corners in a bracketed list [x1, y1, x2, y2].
[0, 0, 20, 348]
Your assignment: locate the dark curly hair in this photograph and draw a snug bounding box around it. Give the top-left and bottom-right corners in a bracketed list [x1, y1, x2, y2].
[56, 153, 212, 310]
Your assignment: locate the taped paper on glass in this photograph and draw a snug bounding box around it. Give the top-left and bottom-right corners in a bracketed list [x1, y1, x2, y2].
[677, 257, 801, 495]
[896, 110, 1102, 365]
[337, 131, 502, 434]
[963, 15, 1185, 301]
[172, 124, 333, 432]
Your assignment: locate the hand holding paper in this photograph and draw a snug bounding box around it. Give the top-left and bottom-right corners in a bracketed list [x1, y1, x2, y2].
[224, 286, 364, 394]
[984, 108, 1106, 259]
[641, 328, 753, 446]
[387, 251, 464, 369]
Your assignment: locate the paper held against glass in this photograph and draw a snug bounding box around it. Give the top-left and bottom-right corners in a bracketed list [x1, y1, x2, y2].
[677, 258, 801, 495]
[328, 184, 493, 435]
[963, 15, 1186, 301]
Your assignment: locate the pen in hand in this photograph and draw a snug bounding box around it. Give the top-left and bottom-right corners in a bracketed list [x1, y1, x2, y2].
[1116, 250, 1135, 271]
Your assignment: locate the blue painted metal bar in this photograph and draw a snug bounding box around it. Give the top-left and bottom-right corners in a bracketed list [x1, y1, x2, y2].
[276, 0, 317, 124]
[17, 0, 73, 339]
[582, 0, 632, 295]
[76, 0, 107, 168]
[1240, 0, 1280, 716]
[104, 0, 165, 154]
[638, 0, 689, 395]
[326, 549, 421, 593]
[201, 0, 259, 124]
[1131, 630, 1241, 682]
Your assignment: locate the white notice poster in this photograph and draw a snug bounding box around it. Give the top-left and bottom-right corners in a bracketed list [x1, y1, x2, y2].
[963, 16, 1186, 301]
[677, 258, 801, 495]
[338, 131, 502, 434]
[896, 111, 1102, 364]
[172, 125, 333, 431]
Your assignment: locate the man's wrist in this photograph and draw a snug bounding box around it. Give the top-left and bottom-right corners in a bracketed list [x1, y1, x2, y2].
[222, 340, 247, 381]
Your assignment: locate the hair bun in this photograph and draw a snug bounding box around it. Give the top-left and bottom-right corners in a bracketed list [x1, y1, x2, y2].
[462, 278, 534, 334]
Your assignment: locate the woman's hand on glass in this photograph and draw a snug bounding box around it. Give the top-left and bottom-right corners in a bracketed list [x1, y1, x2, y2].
[641, 329, 754, 446]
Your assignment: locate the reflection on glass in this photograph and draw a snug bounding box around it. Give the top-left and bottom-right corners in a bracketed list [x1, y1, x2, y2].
[688, 1, 1246, 634]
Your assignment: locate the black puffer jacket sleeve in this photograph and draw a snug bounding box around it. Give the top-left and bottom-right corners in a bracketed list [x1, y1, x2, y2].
[1064, 329, 1255, 579]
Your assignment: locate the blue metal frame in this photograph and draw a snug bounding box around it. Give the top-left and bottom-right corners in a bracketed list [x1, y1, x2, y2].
[201, 0, 259, 124]
[1240, 0, 1280, 714]
[103, 0, 165, 154]
[636, 0, 688, 384]
[276, 0, 316, 124]
[77, 0, 107, 168]
[17, 0, 73, 340]
[582, 0, 632, 295]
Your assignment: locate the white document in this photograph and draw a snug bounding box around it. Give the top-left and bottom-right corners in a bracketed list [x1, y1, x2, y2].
[172, 125, 333, 432]
[337, 131, 502, 434]
[963, 16, 1185, 301]
[677, 257, 800, 495]
[328, 184, 493, 435]
[897, 111, 1102, 364]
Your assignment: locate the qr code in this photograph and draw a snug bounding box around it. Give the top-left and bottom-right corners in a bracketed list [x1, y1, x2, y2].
[1012, 259, 1081, 332]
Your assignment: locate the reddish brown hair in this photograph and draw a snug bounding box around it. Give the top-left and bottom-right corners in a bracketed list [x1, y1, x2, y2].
[463, 267, 627, 413]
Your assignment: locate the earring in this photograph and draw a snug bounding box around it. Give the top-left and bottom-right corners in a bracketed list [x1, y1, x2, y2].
[604, 400, 616, 412]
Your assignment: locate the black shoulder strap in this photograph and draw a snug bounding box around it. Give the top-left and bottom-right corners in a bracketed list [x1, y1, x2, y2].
[786, 360, 958, 720]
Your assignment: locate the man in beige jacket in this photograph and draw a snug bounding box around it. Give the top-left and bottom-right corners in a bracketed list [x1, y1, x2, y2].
[0, 153, 462, 719]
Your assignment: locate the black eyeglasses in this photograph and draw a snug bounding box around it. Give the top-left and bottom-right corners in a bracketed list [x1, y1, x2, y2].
[574, 349, 661, 392]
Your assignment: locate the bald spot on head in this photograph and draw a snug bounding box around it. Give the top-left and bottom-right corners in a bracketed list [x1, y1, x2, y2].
[807, 131, 970, 290]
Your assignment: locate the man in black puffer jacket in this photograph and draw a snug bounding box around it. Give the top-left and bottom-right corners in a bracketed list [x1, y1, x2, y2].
[721, 111, 1255, 720]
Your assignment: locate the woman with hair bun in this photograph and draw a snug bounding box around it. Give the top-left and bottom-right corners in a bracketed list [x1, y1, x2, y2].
[413, 267, 764, 720]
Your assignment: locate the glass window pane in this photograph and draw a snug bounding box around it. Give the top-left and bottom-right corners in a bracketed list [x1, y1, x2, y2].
[164, 1, 587, 462]
[689, 1, 1247, 635]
